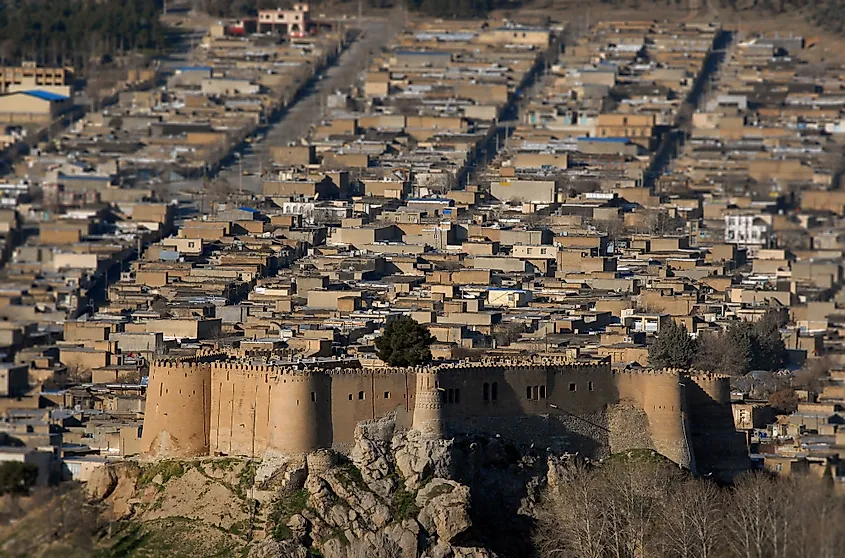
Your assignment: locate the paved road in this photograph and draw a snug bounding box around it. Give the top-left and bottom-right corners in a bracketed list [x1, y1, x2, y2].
[645, 29, 733, 188]
[169, 10, 405, 201]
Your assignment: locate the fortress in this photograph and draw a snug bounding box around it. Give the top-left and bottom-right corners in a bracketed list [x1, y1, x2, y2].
[140, 352, 749, 476]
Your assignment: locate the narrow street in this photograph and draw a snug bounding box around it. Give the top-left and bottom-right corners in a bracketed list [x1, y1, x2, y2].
[175, 10, 406, 198]
[645, 29, 733, 188]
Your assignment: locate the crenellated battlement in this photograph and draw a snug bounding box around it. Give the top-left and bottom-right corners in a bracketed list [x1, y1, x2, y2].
[687, 371, 730, 380]
[613, 367, 684, 376]
[150, 351, 612, 377]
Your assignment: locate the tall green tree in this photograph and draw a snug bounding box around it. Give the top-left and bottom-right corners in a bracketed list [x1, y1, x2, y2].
[648, 319, 698, 369]
[724, 321, 756, 375]
[694, 311, 787, 375]
[375, 316, 435, 367]
[751, 309, 787, 371]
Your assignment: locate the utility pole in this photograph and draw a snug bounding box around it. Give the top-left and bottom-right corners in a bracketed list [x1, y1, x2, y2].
[238, 154, 243, 193]
[358, 0, 362, 20]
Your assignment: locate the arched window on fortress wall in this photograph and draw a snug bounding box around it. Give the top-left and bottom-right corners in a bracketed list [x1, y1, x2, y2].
[483, 383, 499, 402]
[526, 385, 547, 401]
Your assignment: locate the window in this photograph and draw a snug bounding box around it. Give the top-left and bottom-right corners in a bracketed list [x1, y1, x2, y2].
[492, 382, 498, 401]
[311, 392, 316, 402]
[569, 383, 577, 392]
[383, 391, 390, 399]
[588, 381, 594, 392]
[533, 386, 539, 400]
[539, 385, 546, 399]
[348, 394, 353, 401]
[188, 242, 195, 248]
[483, 383, 490, 401]
[447, 389, 454, 403]
[358, 391, 365, 400]
[526, 386, 533, 400]
[454, 388, 460, 404]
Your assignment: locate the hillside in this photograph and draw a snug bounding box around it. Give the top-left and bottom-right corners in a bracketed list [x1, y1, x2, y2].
[1, 418, 561, 557]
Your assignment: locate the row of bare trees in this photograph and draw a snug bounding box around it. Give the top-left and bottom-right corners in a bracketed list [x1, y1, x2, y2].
[534, 459, 845, 558]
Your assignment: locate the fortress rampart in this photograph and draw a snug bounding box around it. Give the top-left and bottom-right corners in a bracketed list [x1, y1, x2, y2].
[141, 356, 739, 471]
[141, 359, 211, 458]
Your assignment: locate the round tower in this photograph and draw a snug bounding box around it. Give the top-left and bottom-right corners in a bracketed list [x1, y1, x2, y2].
[268, 373, 325, 454]
[687, 373, 731, 405]
[141, 361, 211, 458]
[411, 369, 444, 438]
[640, 370, 694, 471]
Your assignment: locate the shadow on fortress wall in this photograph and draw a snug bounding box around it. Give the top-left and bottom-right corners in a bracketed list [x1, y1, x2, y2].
[431, 431, 546, 557]
[436, 380, 613, 557]
[319, 384, 334, 449]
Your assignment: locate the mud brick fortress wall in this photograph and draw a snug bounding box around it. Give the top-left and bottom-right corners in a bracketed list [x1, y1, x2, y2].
[140, 354, 743, 473]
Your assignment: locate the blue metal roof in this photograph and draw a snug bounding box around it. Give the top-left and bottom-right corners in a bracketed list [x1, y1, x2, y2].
[57, 172, 111, 181]
[21, 89, 69, 102]
[175, 66, 213, 72]
[238, 206, 261, 213]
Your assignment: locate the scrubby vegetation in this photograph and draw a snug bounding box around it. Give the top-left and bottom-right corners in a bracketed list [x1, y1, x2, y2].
[268, 489, 309, 540]
[0, 462, 38, 496]
[137, 460, 185, 488]
[534, 456, 845, 558]
[389, 483, 419, 521]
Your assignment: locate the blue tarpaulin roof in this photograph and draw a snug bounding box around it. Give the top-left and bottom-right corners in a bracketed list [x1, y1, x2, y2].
[21, 89, 70, 102]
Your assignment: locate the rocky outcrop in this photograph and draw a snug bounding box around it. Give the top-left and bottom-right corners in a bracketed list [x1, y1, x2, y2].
[248, 539, 308, 558]
[422, 542, 496, 558]
[416, 480, 472, 543]
[86, 416, 575, 557]
[86, 465, 119, 501]
[350, 432, 396, 499]
[393, 430, 454, 489]
[87, 462, 141, 519]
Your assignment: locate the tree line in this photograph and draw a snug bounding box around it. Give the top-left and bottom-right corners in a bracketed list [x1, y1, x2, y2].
[0, 0, 168, 69]
[648, 310, 788, 375]
[581, 0, 845, 38]
[534, 455, 845, 558]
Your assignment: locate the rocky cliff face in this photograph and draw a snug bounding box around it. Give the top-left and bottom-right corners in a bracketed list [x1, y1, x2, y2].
[88, 416, 569, 557]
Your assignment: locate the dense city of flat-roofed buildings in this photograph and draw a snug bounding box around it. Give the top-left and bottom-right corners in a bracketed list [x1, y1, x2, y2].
[0, 10, 842, 490]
